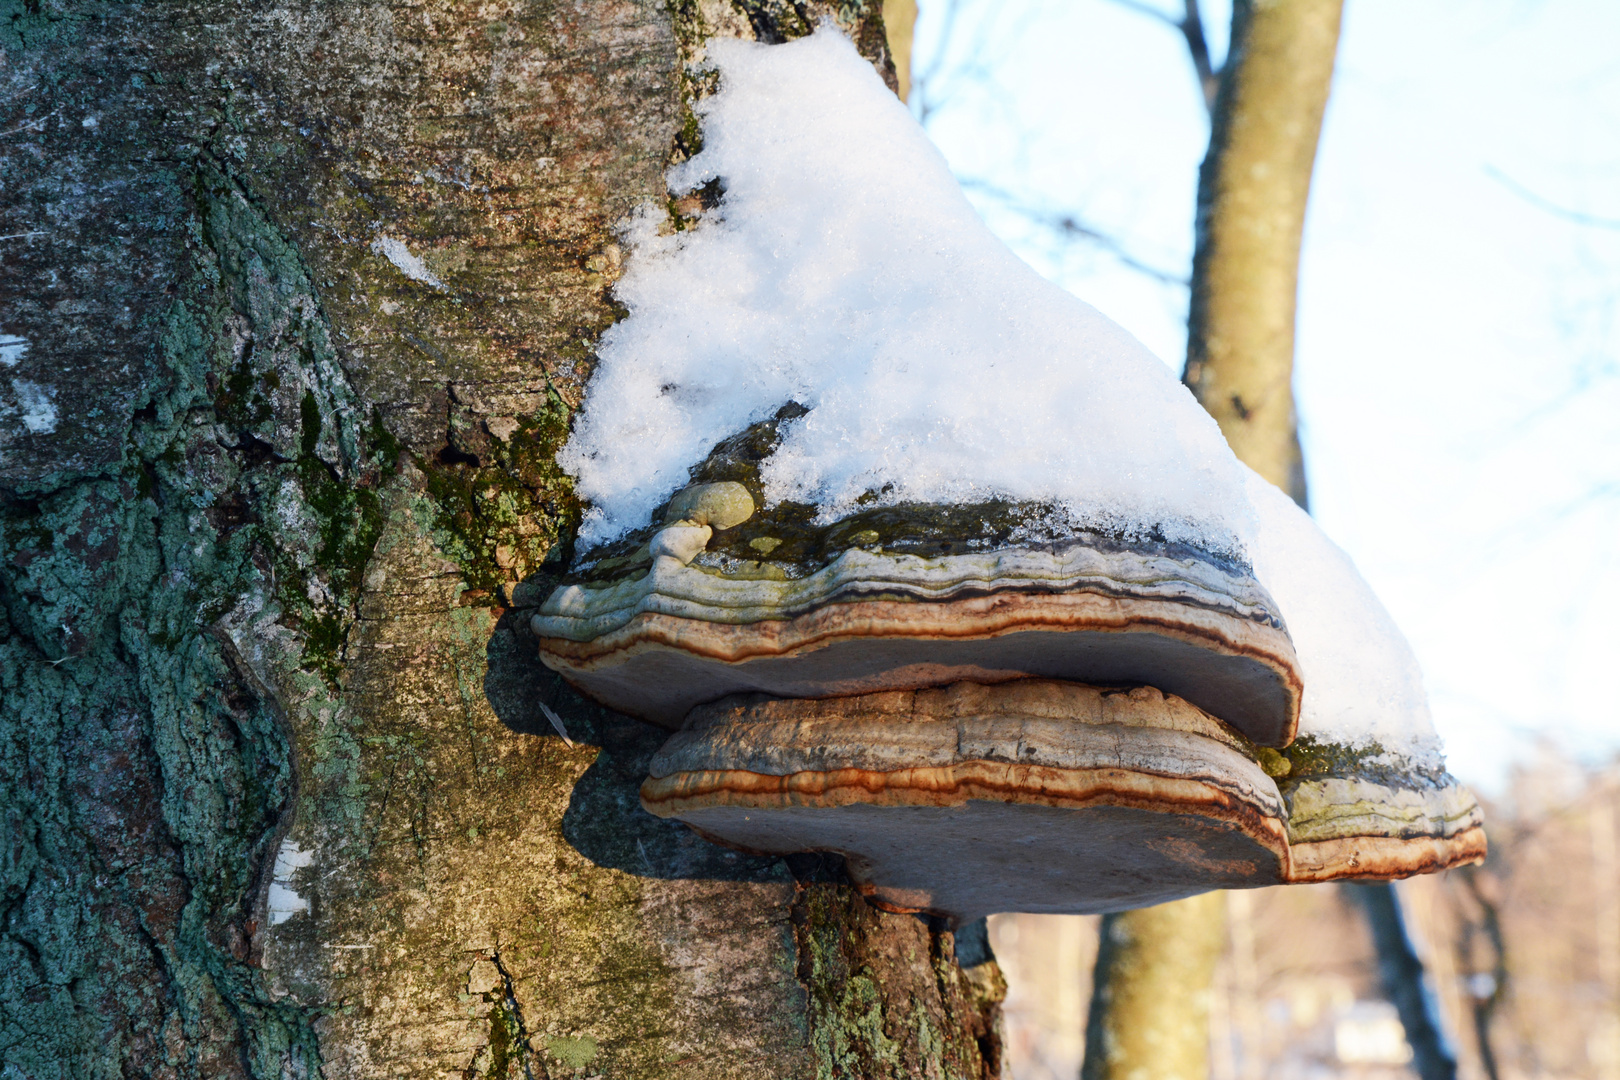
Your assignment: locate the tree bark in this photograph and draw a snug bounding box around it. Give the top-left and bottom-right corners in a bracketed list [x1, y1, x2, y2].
[0, 2, 995, 1077]
[1081, 893, 1226, 1080]
[1181, 7, 1461, 1074]
[1183, 0, 1344, 508]
[882, 0, 916, 104]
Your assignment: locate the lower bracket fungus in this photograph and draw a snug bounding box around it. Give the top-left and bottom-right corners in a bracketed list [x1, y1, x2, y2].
[638, 681, 1484, 921]
[641, 680, 1292, 919]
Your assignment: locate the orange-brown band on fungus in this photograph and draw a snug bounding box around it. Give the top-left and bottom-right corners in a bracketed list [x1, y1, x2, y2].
[1285, 825, 1487, 884]
[640, 759, 1293, 860]
[542, 589, 1303, 740]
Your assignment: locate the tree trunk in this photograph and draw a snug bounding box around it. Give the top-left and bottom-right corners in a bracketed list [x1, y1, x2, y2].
[1183, 0, 1344, 507]
[0, 3, 997, 1078]
[882, 0, 916, 104]
[1085, 3, 1343, 1077]
[1081, 894, 1226, 1080]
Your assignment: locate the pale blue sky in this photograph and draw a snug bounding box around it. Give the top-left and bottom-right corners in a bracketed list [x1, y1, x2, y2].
[912, 0, 1620, 791]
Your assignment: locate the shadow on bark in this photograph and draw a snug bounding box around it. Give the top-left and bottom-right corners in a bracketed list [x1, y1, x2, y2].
[482, 605, 801, 884]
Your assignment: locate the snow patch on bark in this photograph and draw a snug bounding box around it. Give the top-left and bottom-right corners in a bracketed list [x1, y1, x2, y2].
[0, 334, 27, 367]
[372, 236, 445, 290]
[9, 380, 57, 433]
[267, 839, 315, 925]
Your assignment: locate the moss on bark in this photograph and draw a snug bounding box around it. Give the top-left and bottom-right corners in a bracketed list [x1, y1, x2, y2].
[1, 1, 1000, 1077]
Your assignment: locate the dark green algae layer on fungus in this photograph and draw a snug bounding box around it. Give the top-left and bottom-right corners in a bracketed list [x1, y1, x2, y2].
[567, 403, 1259, 589]
[1256, 736, 1457, 797]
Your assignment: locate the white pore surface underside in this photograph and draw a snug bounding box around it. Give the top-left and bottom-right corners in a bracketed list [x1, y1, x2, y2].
[558, 28, 1440, 763]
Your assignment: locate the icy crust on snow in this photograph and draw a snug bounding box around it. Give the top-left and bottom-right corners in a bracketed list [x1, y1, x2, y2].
[1242, 470, 1443, 768]
[559, 28, 1251, 557]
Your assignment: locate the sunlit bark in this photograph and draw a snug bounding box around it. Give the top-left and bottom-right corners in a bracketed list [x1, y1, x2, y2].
[1184, 0, 1344, 508]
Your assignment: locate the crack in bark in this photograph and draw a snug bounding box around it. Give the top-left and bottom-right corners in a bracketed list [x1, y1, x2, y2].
[490, 947, 547, 1080]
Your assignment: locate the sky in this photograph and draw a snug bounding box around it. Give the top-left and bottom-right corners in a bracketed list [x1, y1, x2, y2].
[910, 0, 1620, 792]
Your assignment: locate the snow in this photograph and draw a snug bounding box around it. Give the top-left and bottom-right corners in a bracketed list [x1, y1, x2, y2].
[1243, 469, 1441, 765]
[371, 236, 445, 290]
[560, 28, 1251, 557]
[555, 27, 1442, 763]
[266, 839, 314, 925]
[10, 379, 56, 434]
[0, 335, 26, 367]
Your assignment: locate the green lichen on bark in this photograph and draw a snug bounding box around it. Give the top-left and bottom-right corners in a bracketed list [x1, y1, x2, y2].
[0, 145, 372, 1076]
[3, 2, 1004, 1077]
[791, 876, 1002, 1079]
[1272, 735, 1453, 795]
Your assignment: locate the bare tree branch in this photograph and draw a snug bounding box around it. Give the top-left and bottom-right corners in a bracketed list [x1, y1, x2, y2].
[1351, 882, 1460, 1080]
[959, 178, 1190, 286]
[1181, 0, 1219, 113]
[1104, 0, 1220, 113]
[1104, 0, 1182, 28]
[1486, 165, 1620, 230]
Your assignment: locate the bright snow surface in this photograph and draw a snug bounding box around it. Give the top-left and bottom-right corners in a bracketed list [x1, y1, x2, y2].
[558, 27, 1440, 761]
[1244, 470, 1441, 765]
[560, 28, 1251, 557]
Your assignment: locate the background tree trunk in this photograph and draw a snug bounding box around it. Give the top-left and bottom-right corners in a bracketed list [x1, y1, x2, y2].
[882, 0, 916, 103]
[0, 2, 999, 1077]
[1085, 2, 1342, 1077]
[1082, 894, 1226, 1080]
[1183, 0, 1344, 508]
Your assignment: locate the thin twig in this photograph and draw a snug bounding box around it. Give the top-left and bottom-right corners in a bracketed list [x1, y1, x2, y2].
[1181, 0, 1219, 112]
[538, 700, 574, 747]
[0, 108, 59, 138]
[960, 178, 1190, 286]
[1104, 0, 1181, 27]
[1485, 165, 1620, 230]
[1105, 0, 1220, 113]
[0, 231, 47, 242]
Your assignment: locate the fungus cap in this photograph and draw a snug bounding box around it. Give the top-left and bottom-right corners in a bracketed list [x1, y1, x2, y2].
[534, 509, 1303, 745]
[639, 680, 1483, 922]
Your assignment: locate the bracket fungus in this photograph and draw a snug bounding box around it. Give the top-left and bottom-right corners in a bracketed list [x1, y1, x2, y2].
[534, 483, 1303, 743]
[641, 680, 1293, 919]
[531, 29, 1484, 919]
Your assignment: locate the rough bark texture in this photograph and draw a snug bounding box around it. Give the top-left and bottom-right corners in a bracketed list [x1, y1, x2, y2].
[1182, 0, 1345, 508]
[1081, 893, 1226, 1080]
[0, 1, 997, 1077]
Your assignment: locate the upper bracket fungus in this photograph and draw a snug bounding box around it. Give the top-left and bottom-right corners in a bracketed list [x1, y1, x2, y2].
[534, 493, 1303, 743]
[531, 28, 1484, 918]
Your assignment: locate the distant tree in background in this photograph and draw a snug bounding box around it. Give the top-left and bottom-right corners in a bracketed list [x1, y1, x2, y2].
[900, 1, 1465, 1077]
[1083, 3, 1345, 1077]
